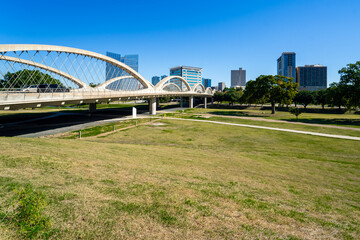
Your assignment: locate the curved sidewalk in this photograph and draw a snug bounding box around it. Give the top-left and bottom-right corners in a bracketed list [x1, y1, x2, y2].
[205, 114, 360, 131]
[166, 117, 360, 141]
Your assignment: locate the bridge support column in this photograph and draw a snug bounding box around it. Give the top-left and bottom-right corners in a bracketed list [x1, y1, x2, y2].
[204, 97, 207, 109]
[89, 103, 96, 113]
[149, 97, 156, 115]
[180, 97, 183, 108]
[156, 98, 160, 108]
[189, 96, 194, 108]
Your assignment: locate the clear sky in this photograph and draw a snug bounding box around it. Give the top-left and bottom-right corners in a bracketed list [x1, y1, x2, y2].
[1, 0, 359, 87]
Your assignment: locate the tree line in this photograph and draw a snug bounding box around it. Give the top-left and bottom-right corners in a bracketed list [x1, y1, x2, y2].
[0, 70, 63, 89]
[213, 61, 360, 114]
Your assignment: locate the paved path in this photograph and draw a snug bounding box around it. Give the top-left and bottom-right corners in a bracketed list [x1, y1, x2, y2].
[15, 107, 360, 141]
[18, 113, 151, 138]
[205, 114, 360, 131]
[165, 117, 360, 141]
[15, 106, 183, 138]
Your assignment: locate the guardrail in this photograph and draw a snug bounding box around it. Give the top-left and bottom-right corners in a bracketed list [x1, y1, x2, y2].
[0, 88, 213, 110]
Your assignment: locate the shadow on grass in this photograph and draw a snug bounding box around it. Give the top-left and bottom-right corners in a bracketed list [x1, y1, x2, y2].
[208, 104, 351, 114]
[208, 105, 360, 127]
[284, 118, 360, 127]
[210, 111, 267, 118]
[0, 102, 186, 137]
[0, 106, 149, 137]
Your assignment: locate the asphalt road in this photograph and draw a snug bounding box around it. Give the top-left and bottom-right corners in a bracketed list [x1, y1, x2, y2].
[0, 107, 148, 137]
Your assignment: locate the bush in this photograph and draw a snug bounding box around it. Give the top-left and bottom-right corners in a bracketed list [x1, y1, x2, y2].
[1, 185, 55, 239]
[289, 107, 302, 120]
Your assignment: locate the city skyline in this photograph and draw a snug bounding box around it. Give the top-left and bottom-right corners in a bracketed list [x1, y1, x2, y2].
[1, 0, 359, 87]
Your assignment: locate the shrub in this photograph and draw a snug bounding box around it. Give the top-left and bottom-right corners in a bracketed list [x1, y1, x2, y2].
[289, 107, 302, 120]
[1, 185, 55, 239]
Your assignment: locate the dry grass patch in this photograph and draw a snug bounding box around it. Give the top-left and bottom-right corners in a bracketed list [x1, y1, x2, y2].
[0, 119, 359, 239]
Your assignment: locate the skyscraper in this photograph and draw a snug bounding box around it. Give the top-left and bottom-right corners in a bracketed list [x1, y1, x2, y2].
[106, 52, 122, 80]
[218, 82, 226, 91]
[202, 78, 211, 88]
[152, 76, 160, 86]
[231, 68, 246, 88]
[296, 65, 327, 91]
[277, 52, 296, 81]
[105, 52, 139, 90]
[170, 66, 202, 89]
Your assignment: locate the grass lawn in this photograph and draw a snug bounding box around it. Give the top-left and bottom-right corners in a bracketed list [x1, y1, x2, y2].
[198, 106, 360, 128]
[0, 118, 359, 239]
[174, 114, 360, 138]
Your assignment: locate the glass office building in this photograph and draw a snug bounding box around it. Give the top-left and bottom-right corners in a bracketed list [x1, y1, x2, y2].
[202, 78, 211, 88]
[170, 66, 202, 89]
[277, 52, 296, 81]
[105, 52, 139, 90]
[152, 76, 160, 86]
[296, 65, 327, 91]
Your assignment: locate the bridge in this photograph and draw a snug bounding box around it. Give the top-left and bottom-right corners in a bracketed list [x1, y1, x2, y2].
[0, 44, 213, 115]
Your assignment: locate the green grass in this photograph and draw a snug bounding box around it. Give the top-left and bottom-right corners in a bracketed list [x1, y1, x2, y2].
[0, 117, 359, 239]
[175, 114, 360, 137]
[62, 118, 153, 139]
[204, 106, 360, 128]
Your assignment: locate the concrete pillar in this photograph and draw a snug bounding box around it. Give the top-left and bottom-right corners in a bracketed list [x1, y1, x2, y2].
[180, 97, 183, 108]
[149, 97, 156, 115]
[89, 103, 96, 113]
[156, 98, 160, 108]
[132, 107, 137, 118]
[189, 96, 194, 108]
[211, 97, 214, 105]
[204, 97, 207, 109]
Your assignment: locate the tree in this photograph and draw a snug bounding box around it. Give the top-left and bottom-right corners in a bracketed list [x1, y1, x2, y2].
[293, 90, 315, 109]
[89, 82, 99, 87]
[213, 91, 225, 104]
[289, 107, 302, 120]
[326, 82, 350, 110]
[224, 88, 243, 105]
[251, 75, 298, 114]
[314, 90, 327, 109]
[159, 97, 171, 103]
[243, 80, 267, 106]
[338, 61, 360, 108]
[281, 79, 299, 107]
[1, 70, 63, 89]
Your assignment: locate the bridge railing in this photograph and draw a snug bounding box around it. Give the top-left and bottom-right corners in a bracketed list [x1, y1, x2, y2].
[0, 88, 212, 104]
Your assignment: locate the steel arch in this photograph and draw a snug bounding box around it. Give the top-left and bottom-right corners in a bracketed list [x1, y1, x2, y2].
[192, 83, 206, 93]
[0, 44, 153, 89]
[154, 76, 191, 91]
[0, 55, 90, 88]
[162, 82, 182, 92]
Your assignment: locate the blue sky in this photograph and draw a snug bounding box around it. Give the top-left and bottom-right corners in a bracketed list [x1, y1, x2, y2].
[1, 0, 360, 87]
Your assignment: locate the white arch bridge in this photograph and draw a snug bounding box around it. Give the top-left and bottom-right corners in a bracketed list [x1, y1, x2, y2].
[0, 44, 213, 114]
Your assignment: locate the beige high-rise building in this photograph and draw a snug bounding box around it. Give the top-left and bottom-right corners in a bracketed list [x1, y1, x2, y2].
[231, 67, 246, 88]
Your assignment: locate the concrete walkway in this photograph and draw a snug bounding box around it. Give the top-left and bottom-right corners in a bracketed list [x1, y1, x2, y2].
[165, 117, 360, 141]
[16, 107, 360, 141]
[205, 114, 360, 131]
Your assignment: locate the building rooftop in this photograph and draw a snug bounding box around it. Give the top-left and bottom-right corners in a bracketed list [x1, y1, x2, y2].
[298, 65, 326, 68]
[170, 66, 202, 71]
